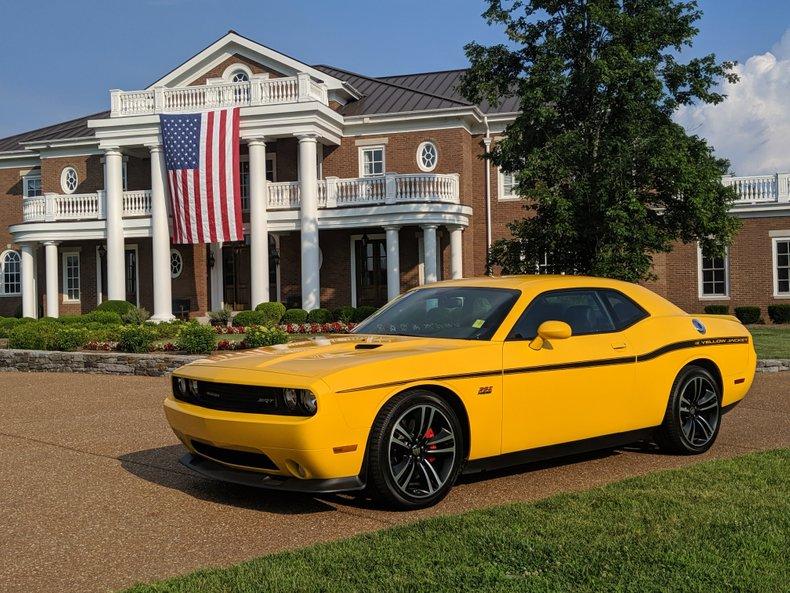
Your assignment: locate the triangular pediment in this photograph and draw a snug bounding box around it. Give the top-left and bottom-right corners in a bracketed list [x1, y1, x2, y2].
[147, 30, 348, 91]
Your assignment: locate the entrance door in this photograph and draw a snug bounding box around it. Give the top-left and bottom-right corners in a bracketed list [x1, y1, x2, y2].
[355, 238, 388, 307]
[222, 243, 251, 310]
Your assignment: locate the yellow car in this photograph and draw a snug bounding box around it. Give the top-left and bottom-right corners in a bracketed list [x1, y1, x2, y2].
[165, 276, 756, 508]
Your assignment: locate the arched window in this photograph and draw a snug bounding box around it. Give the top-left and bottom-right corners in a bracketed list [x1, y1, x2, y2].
[417, 141, 438, 172]
[61, 167, 78, 194]
[230, 69, 249, 83]
[0, 250, 21, 295]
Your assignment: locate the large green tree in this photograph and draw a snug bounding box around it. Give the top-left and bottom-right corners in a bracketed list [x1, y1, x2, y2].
[461, 0, 740, 281]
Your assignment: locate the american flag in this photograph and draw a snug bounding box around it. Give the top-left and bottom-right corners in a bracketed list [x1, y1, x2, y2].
[160, 108, 243, 244]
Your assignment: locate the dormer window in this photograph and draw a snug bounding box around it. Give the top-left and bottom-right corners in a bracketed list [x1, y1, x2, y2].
[230, 69, 249, 83]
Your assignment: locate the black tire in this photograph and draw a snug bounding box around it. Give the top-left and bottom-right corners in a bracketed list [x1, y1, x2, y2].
[366, 390, 464, 509]
[656, 365, 722, 454]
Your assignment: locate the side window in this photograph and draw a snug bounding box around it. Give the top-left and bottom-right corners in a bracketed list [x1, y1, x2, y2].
[599, 290, 648, 330]
[508, 289, 616, 340]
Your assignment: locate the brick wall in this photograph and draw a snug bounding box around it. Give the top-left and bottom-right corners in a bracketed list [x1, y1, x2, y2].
[40, 155, 103, 194]
[190, 54, 284, 85]
[0, 164, 29, 316]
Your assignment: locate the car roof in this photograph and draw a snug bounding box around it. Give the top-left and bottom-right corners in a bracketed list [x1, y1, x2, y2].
[424, 275, 684, 316]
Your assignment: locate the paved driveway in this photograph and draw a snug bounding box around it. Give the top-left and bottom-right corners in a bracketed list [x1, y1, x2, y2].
[0, 371, 787, 593]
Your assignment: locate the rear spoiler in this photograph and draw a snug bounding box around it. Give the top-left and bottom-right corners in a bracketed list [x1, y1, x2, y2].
[694, 314, 742, 324]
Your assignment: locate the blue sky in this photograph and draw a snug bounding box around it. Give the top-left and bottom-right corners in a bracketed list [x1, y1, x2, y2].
[1, 0, 789, 171]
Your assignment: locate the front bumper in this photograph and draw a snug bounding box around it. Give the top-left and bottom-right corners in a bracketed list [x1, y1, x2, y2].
[180, 453, 365, 493]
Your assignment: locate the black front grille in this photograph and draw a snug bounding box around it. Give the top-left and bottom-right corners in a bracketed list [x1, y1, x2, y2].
[173, 379, 283, 414]
[191, 440, 278, 470]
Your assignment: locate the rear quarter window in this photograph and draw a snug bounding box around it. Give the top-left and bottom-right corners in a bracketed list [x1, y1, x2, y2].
[599, 289, 648, 329]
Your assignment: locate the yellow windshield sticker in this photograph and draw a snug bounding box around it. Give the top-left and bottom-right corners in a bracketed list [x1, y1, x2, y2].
[472, 319, 485, 329]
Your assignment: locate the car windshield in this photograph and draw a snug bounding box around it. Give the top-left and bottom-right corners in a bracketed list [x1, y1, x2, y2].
[352, 287, 521, 340]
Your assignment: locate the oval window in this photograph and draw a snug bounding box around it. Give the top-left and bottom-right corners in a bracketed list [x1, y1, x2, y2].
[230, 69, 249, 83]
[170, 249, 183, 279]
[61, 167, 78, 194]
[417, 141, 438, 172]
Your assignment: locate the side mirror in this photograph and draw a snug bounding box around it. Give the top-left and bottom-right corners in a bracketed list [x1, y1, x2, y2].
[529, 320, 572, 350]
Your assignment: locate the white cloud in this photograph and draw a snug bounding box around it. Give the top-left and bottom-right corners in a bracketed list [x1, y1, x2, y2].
[675, 28, 790, 175]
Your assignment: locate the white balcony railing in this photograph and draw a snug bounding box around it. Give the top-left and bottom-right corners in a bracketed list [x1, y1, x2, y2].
[110, 73, 328, 117]
[21, 174, 460, 223]
[722, 173, 790, 204]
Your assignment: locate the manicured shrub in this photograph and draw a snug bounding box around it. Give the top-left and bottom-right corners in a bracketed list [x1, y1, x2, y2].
[333, 306, 356, 323]
[82, 310, 124, 325]
[95, 300, 136, 317]
[281, 308, 309, 324]
[58, 315, 86, 325]
[232, 310, 267, 327]
[243, 325, 289, 348]
[767, 304, 790, 324]
[255, 301, 287, 326]
[175, 323, 217, 354]
[53, 326, 90, 351]
[121, 307, 151, 324]
[83, 322, 124, 343]
[0, 317, 23, 338]
[8, 322, 57, 350]
[703, 305, 729, 315]
[734, 306, 761, 325]
[208, 306, 233, 326]
[306, 308, 332, 324]
[117, 325, 157, 353]
[146, 320, 184, 340]
[352, 305, 377, 323]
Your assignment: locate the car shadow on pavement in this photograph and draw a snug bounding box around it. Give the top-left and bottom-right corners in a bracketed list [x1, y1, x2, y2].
[118, 445, 338, 514]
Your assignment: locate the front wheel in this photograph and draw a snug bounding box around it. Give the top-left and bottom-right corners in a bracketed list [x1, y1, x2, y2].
[366, 391, 464, 509]
[656, 365, 721, 454]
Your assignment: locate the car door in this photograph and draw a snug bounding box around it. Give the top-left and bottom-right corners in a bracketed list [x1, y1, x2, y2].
[501, 288, 644, 454]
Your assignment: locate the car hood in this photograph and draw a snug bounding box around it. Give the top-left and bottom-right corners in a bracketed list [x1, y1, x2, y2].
[184, 334, 495, 390]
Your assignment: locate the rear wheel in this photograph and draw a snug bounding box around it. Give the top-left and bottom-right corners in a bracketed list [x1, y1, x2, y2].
[656, 365, 721, 454]
[367, 391, 464, 509]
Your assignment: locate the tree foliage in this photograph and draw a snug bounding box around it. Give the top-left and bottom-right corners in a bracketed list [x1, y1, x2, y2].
[460, 0, 740, 281]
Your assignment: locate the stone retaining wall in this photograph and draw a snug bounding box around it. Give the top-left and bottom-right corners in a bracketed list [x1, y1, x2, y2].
[756, 359, 790, 373]
[0, 349, 200, 376]
[0, 348, 787, 377]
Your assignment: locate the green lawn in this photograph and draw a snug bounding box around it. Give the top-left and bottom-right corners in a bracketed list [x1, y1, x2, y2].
[124, 449, 788, 593]
[748, 326, 790, 359]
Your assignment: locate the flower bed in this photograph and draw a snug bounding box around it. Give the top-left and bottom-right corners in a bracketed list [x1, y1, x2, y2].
[214, 321, 357, 335]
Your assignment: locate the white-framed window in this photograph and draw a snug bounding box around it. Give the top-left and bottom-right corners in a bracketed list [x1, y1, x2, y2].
[170, 249, 183, 279]
[23, 173, 42, 198]
[697, 246, 729, 299]
[773, 238, 790, 297]
[239, 155, 276, 211]
[122, 160, 128, 191]
[62, 252, 80, 302]
[230, 69, 249, 83]
[417, 141, 438, 172]
[536, 252, 553, 274]
[498, 169, 520, 201]
[0, 250, 21, 296]
[359, 146, 385, 177]
[60, 167, 78, 194]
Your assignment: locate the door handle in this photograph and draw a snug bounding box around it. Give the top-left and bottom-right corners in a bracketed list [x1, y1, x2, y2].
[611, 342, 627, 350]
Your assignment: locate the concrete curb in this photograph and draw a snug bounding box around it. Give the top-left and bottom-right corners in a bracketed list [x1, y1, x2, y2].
[0, 349, 200, 376]
[756, 359, 790, 373]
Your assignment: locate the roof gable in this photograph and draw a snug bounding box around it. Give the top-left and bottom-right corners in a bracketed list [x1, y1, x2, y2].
[147, 30, 349, 90]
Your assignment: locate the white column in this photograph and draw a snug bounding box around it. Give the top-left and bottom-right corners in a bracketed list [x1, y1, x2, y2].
[297, 134, 320, 310]
[20, 243, 37, 318]
[44, 241, 59, 318]
[210, 242, 224, 310]
[422, 224, 438, 284]
[449, 226, 463, 280]
[384, 225, 401, 301]
[104, 148, 125, 301]
[148, 144, 174, 321]
[248, 138, 270, 307]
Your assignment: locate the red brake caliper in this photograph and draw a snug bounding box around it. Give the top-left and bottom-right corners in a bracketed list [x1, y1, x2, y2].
[424, 427, 437, 463]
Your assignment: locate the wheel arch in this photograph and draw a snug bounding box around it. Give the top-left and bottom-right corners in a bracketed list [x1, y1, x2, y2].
[684, 358, 724, 397]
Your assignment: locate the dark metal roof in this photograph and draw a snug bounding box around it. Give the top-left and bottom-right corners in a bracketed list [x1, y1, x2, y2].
[0, 111, 109, 154]
[377, 69, 521, 114]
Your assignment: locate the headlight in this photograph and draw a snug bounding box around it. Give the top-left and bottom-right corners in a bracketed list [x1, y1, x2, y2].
[283, 388, 299, 411]
[299, 390, 318, 415]
[175, 377, 187, 397]
[188, 379, 200, 397]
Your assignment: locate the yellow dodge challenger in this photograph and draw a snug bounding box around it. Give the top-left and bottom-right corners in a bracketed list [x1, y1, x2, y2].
[165, 276, 756, 508]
